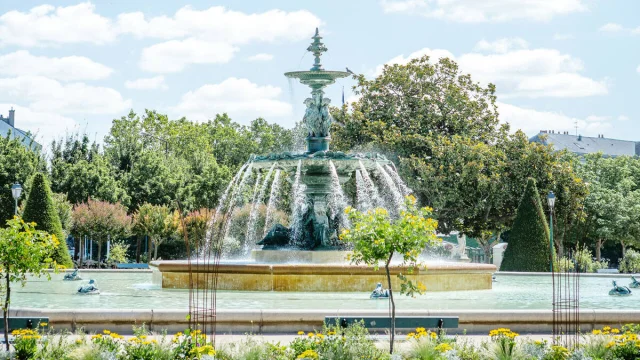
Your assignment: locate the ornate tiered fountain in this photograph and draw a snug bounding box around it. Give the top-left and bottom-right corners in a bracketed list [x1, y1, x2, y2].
[151, 29, 496, 292]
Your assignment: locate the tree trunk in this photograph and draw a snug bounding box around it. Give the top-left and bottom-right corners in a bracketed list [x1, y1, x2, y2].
[136, 236, 141, 263]
[385, 254, 395, 355]
[78, 237, 83, 268]
[4, 271, 10, 351]
[621, 240, 626, 258]
[596, 239, 603, 262]
[483, 245, 492, 264]
[97, 240, 103, 267]
[147, 236, 152, 263]
[154, 241, 159, 260]
[554, 239, 564, 259]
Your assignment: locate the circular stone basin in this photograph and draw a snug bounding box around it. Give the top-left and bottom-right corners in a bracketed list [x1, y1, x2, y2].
[150, 256, 496, 292]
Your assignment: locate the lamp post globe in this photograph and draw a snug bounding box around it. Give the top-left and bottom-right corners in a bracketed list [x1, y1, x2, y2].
[547, 191, 556, 211]
[11, 182, 22, 215]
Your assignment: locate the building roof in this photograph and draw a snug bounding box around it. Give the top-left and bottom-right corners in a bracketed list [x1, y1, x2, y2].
[530, 131, 636, 157]
[0, 119, 41, 150]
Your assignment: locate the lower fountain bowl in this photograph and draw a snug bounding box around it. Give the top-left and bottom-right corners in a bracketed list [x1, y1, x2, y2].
[150, 255, 496, 292]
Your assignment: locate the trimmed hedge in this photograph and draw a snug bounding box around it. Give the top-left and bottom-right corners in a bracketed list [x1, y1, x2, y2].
[22, 173, 73, 267]
[500, 178, 551, 272]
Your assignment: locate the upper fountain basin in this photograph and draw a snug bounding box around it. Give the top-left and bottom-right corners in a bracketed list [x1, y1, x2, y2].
[284, 70, 350, 86]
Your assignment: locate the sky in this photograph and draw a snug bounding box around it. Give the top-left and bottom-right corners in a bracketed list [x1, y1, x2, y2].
[0, 0, 637, 148]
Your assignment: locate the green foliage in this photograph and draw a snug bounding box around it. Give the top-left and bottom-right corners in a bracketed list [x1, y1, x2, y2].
[52, 193, 74, 239]
[556, 245, 609, 273]
[107, 241, 129, 264]
[0, 217, 58, 349]
[340, 196, 439, 353]
[22, 173, 73, 267]
[0, 131, 44, 224]
[619, 249, 640, 273]
[500, 178, 551, 272]
[50, 133, 127, 205]
[332, 56, 586, 257]
[72, 199, 131, 263]
[133, 203, 179, 260]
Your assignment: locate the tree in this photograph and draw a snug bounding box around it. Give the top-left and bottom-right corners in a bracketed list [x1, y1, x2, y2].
[0, 217, 58, 350]
[0, 132, 44, 224]
[71, 199, 131, 264]
[181, 208, 215, 252]
[22, 173, 73, 267]
[50, 133, 127, 205]
[500, 178, 551, 272]
[340, 196, 439, 354]
[52, 193, 73, 239]
[133, 203, 179, 261]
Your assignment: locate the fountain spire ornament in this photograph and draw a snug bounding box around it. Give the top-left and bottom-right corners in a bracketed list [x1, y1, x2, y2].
[285, 28, 349, 153]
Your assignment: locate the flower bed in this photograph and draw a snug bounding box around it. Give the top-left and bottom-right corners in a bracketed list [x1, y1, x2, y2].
[1, 323, 639, 359]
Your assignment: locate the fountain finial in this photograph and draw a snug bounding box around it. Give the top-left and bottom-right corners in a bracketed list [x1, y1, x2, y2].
[307, 28, 327, 71]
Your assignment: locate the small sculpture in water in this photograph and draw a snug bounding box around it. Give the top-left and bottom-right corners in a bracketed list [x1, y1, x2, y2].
[609, 280, 632, 296]
[63, 269, 82, 281]
[78, 279, 100, 295]
[370, 283, 390, 299]
[630, 276, 640, 289]
[257, 224, 291, 249]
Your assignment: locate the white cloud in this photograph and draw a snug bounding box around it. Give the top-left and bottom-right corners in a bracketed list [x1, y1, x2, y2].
[375, 48, 455, 75]
[474, 38, 528, 53]
[117, 6, 321, 43]
[139, 38, 237, 73]
[599, 23, 623, 32]
[124, 76, 168, 90]
[0, 50, 112, 81]
[0, 76, 131, 114]
[379, 45, 608, 98]
[127, 6, 321, 73]
[247, 53, 274, 62]
[618, 115, 630, 121]
[172, 77, 292, 122]
[0, 3, 116, 47]
[380, 0, 587, 22]
[498, 102, 611, 136]
[0, 103, 78, 147]
[585, 115, 611, 122]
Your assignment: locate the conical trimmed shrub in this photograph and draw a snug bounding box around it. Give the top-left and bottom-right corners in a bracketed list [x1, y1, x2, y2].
[22, 173, 73, 267]
[500, 178, 551, 272]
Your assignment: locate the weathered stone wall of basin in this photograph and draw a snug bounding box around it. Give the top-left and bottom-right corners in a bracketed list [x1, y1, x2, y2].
[150, 260, 496, 292]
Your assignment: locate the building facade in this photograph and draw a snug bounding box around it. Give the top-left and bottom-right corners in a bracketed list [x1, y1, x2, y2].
[0, 108, 41, 150]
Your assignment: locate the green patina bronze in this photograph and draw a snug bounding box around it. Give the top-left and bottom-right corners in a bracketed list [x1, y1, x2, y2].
[285, 28, 350, 153]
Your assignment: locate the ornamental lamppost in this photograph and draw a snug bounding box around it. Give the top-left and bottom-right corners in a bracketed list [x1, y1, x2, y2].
[547, 191, 556, 272]
[11, 182, 22, 215]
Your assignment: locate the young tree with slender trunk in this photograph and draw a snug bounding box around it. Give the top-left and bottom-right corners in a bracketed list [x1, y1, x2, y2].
[0, 217, 58, 350]
[340, 196, 439, 354]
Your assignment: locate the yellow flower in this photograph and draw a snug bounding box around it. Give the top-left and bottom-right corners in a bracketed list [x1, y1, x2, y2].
[434, 343, 453, 353]
[75, 339, 83, 344]
[430, 332, 437, 339]
[307, 332, 314, 337]
[298, 331, 305, 335]
[39, 322, 48, 327]
[297, 349, 319, 359]
[103, 330, 111, 335]
[592, 329, 602, 335]
[612, 328, 620, 334]
[603, 326, 611, 331]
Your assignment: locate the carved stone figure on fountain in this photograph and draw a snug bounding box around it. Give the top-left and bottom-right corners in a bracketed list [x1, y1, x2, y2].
[303, 97, 321, 137]
[319, 97, 332, 137]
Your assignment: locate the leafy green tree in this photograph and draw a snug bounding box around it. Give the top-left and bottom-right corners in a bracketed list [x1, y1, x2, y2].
[71, 199, 131, 264]
[340, 196, 439, 354]
[22, 173, 73, 267]
[0, 217, 58, 350]
[181, 208, 214, 253]
[0, 132, 44, 224]
[50, 133, 127, 205]
[52, 193, 74, 239]
[500, 178, 551, 272]
[133, 203, 179, 261]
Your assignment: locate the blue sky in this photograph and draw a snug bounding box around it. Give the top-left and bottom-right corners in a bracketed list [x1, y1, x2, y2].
[0, 0, 637, 148]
